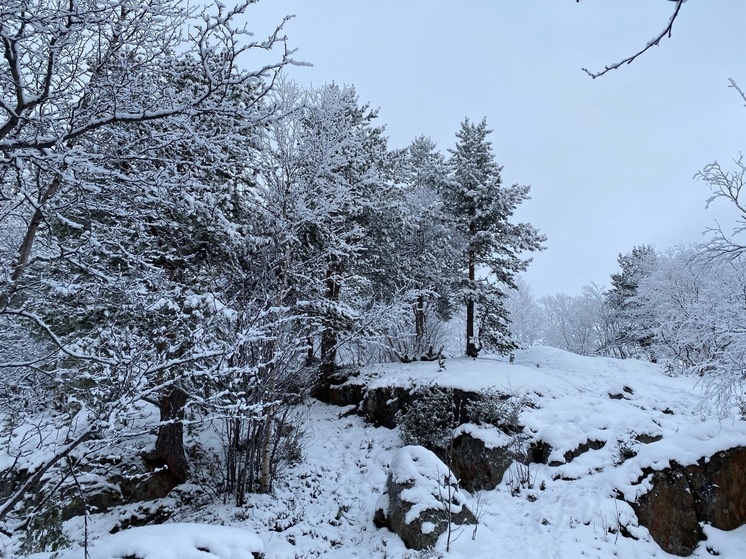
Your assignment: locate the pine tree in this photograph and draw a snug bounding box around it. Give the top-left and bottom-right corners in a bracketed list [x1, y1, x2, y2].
[607, 245, 659, 359]
[443, 118, 545, 357]
[386, 136, 459, 361]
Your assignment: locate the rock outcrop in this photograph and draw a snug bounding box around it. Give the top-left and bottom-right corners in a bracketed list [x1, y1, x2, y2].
[375, 446, 476, 550]
[631, 446, 746, 556]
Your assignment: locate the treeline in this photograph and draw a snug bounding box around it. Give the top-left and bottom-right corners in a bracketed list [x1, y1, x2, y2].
[508, 242, 746, 412]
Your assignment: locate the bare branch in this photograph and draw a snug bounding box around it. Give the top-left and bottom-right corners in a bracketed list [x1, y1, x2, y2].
[728, 77, 746, 107]
[580, 0, 686, 79]
[697, 152, 746, 260]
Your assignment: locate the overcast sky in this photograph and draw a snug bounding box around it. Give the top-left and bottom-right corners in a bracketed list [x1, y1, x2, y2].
[245, 0, 746, 296]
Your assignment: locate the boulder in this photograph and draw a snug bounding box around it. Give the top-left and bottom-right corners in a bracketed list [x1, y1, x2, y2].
[633, 468, 702, 556]
[375, 446, 476, 550]
[631, 446, 746, 556]
[363, 385, 413, 428]
[449, 425, 515, 492]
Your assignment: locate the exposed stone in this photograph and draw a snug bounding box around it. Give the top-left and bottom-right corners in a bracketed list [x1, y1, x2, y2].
[121, 469, 182, 502]
[547, 439, 606, 466]
[449, 429, 514, 492]
[630, 446, 746, 556]
[110, 502, 174, 534]
[362, 385, 412, 428]
[61, 486, 124, 521]
[527, 438, 606, 466]
[633, 468, 702, 556]
[609, 386, 634, 400]
[528, 440, 552, 464]
[635, 433, 663, 445]
[337, 404, 358, 418]
[311, 366, 366, 407]
[376, 446, 476, 550]
[373, 494, 388, 529]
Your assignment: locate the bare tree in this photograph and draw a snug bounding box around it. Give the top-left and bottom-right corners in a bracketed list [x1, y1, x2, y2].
[696, 77, 746, 262]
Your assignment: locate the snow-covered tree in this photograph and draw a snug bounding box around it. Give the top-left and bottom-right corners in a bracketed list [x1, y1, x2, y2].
[633, 246, 746, 411]
[539, 283, 611, 356]
[0, 0, 296, 532]
[442, 118, 545, 357]
[382, 136, 459, 362]
[607, 245, 659, 359]
[504, 277, 542, 348]
[696, 151, 746, 259]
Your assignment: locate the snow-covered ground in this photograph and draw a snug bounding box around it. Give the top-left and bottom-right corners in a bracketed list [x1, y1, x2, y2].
[16, 346, 746, 558]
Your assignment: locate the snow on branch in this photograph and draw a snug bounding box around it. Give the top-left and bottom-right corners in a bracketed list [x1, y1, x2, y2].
[579, 0, 687, 79]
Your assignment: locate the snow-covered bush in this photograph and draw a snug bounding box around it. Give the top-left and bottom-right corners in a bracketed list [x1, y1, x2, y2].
[464, 388, 526, 434]
[397, 385, 457, 451]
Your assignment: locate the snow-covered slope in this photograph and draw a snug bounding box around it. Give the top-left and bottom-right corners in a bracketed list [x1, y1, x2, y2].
[18, 347, 746, 559]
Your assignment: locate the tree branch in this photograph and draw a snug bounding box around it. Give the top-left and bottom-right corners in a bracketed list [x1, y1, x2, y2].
[580, 0, 686, 79]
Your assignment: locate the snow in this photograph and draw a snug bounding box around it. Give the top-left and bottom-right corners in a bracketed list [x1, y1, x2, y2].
[14, 346, 746, 558]
[29, 523, 263, 559]
[390, 445, 467, 524]
[453, 423, 512, 449]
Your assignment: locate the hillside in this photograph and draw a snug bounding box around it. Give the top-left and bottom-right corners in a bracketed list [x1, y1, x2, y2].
[14, 347, 746, 558]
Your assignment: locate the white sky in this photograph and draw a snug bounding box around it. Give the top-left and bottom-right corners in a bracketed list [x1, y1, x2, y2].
[245, 0, 746, 296]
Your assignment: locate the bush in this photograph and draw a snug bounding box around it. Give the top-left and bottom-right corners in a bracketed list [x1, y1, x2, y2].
[397, 385, 457, 451]
[465, 388, 526, 433]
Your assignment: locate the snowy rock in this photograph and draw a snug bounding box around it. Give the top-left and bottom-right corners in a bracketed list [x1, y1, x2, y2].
[631, 446, 746, 556]
[376, 445, 476, 550]
[450, 424, 515, 492]
[310, 366, 366, 407]
[363, 385, 413, 428]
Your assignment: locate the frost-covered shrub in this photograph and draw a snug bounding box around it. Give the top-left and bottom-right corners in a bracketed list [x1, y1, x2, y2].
[19, 507, 70, 555]
[465, 388, 526, 433]
[397, 385, 457, 451]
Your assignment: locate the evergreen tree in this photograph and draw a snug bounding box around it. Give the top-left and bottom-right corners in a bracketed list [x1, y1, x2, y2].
[443, 118, 545, 357]
[382, 136, 459, 361]
[257, 82, 390, 380]
[607, 245, 659, 359]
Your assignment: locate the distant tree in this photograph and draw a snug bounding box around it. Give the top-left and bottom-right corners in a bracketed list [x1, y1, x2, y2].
[256, 82, 392, 384]
[633, 245, 746, 413]
[607, 245, 659, 359]
[504, 277, 542, 348]
[539, 283, 611, 356]
[442, 118, 545, 357]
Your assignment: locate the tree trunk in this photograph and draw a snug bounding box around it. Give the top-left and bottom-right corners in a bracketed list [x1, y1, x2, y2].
[143, 386, 189, 484]
[258, 371, 276, 494]
[320, 262, 342, 377]
[313, 262, 342, 399]
[414, 293, 425, 349]
[0, 175, 61, 308]
[465, 258, 480, 358]
[305, 336, 315, 366]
